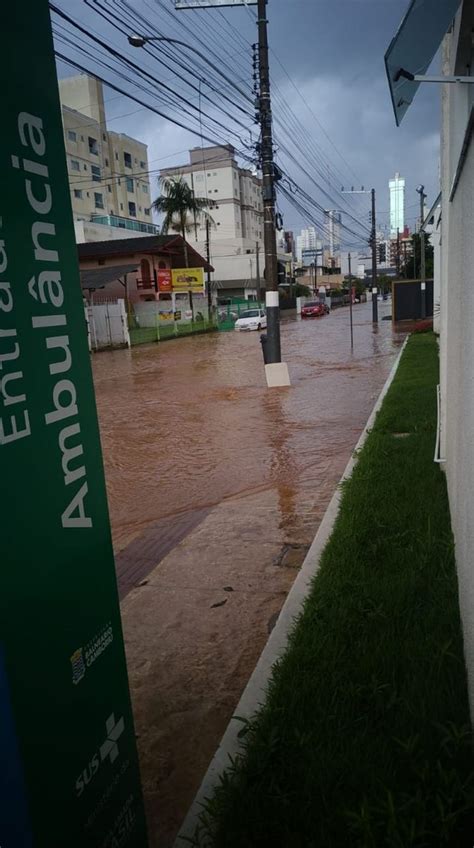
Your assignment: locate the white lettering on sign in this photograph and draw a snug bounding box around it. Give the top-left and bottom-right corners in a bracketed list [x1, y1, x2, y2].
[2, 110, 93, 528]
[0, 237, 30, 445]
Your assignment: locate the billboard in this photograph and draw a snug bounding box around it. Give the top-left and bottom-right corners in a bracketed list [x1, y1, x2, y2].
[1, 3, 148, 846]
[157, 268, 172, 293]
[172, 267, 205, 293]
[176, 0, 256, 7]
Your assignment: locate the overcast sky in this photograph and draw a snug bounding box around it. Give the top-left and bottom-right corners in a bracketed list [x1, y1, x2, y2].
[55, 0, 441, 246]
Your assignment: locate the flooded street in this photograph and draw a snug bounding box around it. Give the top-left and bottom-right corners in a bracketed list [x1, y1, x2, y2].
[92, 301, 405, 847]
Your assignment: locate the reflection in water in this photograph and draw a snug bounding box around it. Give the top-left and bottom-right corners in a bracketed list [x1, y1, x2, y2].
[91, 301, 406, 554]
[262, 390, 299, 539]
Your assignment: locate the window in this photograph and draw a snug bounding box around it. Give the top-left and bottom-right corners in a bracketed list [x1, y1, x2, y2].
[110, 209, 113, 215]
[142, 184, 148, 193]
[124, 152, 132, 168]
[83, 164, 88, 171]
[120, 203, 124, 210]
[117, 178, 121, 186]
[140, 160, 146, 169]
[138, 206, 142, 212]
[214, 189, 218, 193]
[102, 133, 107, 141]
[80, 135, 84, 142]
[68, 130, 77, 142]
[105, 158, 109, 167]
[88, 136, 98, 155]
[128, 201, 136, 217]
[70, 159, 80, 171]
[74, 189, 82, 199]
[115, 152, 119, 161]
[94, 192, 104, 209]
[86, 192, 90, 197]
[91, 165, 101, 182]
[134, 157, 138, 164]
[107, 185, 112, 193]
[144, 208, 150, 216]
[125, 177, 134, 192]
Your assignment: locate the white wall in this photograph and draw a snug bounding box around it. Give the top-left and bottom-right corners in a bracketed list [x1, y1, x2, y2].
[439, 2, 474, 715]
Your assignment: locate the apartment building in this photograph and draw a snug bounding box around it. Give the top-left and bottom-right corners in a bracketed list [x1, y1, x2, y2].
[59, 75, 154, 234]
[160, 145, 263, 249]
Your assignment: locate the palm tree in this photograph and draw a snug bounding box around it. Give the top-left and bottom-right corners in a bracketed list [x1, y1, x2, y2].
[153, 175, 213, 268]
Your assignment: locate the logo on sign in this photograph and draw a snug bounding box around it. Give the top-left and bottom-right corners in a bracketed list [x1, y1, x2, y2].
[71, 622, 113, 685]
[70, 648, 86, 685]
[76, 712, 125, 797]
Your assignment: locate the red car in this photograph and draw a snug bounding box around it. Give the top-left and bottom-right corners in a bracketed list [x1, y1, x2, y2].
[301, 301, 325, 318]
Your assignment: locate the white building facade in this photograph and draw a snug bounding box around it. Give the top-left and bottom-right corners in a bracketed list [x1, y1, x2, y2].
[296, 227, 319, 264]
[59, 75, 154, 234]
[389, 172, 405, 238]
[437, 0, 474, 715]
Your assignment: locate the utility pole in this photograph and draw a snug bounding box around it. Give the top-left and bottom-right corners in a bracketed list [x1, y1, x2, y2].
[417, 185, 426, 319]
[205, 217, 212, 324]
[403, 240, 407, 277]
[370, 188, 378, 323]
[341, 185, 378, 322]
[348, 252, 354, 349]
[257, 0, 281, 363]
[255, 239, 261, 304]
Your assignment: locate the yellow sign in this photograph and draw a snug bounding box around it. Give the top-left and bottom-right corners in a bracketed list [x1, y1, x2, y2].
[172, 267, 205, 293]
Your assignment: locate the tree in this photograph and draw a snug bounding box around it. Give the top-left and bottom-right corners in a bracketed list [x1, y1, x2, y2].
[153, 175, 214, 321]
[403, 233, 434, 280]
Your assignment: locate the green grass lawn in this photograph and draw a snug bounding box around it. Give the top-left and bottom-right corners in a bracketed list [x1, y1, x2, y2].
[188, 333, 474, 848]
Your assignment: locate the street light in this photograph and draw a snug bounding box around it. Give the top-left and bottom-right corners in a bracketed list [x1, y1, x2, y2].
[127, 34, 249, 103]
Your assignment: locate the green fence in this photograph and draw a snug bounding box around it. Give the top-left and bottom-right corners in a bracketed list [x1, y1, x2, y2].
[217, 300, 265, 331]
[129, 320, 216, 346]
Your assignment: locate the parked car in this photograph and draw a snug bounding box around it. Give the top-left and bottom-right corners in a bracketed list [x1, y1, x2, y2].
[301, 301, 326, 318]
[234, 308, 267, 331]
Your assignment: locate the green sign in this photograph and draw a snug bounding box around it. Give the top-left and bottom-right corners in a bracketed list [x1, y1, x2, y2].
[0, 5, 148, 847]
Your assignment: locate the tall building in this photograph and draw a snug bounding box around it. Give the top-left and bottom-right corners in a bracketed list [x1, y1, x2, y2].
[325, 210, 342, 257]
[59, 75, 154, 233]
[160, 145, 263, 249]
[296, 227, 318, 263]
[389, 172, 405, 238]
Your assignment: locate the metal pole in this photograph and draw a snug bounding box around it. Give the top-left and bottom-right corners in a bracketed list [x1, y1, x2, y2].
[257, 0, 280, 363]
[396, 227, 400, 277]
[206, 217, 212, 324]
[419, 187, 426, 319]
[348, 251, 354, 349]
[255, 239, 261, 304]
[371, 187, 378, 322]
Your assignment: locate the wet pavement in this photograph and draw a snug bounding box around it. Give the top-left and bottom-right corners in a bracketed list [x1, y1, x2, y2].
[92, 300, 406, 848]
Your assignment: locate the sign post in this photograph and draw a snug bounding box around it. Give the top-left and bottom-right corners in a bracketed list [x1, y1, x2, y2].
[1, 5, 148, 847]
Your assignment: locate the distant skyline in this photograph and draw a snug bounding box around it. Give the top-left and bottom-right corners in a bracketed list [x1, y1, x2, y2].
[55, 0, 441, 248]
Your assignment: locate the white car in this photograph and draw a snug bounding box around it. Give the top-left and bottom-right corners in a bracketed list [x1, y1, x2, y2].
[234, 308, 267, 331]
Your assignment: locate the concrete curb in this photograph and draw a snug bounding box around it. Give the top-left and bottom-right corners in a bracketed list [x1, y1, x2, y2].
[174, 336, 409, 846]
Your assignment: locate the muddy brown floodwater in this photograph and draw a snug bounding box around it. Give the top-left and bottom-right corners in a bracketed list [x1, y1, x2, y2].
[91, 301, 406, 848]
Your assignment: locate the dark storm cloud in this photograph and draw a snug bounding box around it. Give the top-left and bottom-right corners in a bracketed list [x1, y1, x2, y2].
[56, 0, 442, 238]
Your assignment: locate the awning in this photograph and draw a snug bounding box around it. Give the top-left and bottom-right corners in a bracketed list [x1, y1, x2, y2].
[80, 263, 139, 291]
[385, 0, 462, 126]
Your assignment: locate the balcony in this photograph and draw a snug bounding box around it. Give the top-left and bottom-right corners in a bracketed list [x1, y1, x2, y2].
[136, 278, 154, 290]
[90, 214, 159, 234]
